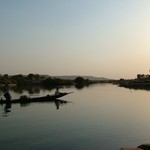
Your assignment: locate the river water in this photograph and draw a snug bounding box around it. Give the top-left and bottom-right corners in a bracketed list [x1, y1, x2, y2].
[0, 84, 150, 150]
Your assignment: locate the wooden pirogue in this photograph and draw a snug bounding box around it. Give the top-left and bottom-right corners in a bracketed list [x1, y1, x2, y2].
[0, 92, 73, 104]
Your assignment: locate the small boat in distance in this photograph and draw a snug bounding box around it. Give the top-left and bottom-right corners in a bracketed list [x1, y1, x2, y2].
[0, 92, 73, 104]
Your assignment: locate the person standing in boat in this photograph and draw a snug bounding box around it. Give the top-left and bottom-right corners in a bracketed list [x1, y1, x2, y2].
[2, 86, 11, 101]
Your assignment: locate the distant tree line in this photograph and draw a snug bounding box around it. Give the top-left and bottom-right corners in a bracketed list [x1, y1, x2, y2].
[137, 74, 150, 80]
[0, 74, 94, 88]
[42, 77, 73, 87]
[116, 73, 150, 88]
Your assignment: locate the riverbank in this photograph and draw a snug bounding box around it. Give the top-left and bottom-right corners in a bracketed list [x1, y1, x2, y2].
[116, 74, 150, 90]
[120, 144, 150, 150]
[0, 74, 112, 89]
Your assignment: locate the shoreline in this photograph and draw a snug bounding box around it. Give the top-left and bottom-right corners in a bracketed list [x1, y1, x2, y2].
[120, 144, 150, 150]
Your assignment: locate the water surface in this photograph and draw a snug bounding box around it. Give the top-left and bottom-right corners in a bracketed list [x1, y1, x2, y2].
[0, 84, 150, 150]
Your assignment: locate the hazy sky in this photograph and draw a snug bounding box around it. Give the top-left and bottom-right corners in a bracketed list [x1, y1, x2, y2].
[0, 0, 150, 79]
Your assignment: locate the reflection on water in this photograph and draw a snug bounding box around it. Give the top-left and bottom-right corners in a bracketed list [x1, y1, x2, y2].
[0, 83, 94, 95]
[54, 100, 67, 110]
[9, 86, 53, 94]
[1, 84, 150, 150]
[0, 99, 70, 117]
[2, 103, 11, 117]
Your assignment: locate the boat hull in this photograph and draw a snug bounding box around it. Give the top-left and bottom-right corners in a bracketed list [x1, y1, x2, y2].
[0, 92, 71, 104]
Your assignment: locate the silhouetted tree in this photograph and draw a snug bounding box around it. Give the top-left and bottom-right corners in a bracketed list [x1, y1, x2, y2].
[12, 74, 27, 86]
[28, 73, 34, 80]
[74, 77, 84, 84]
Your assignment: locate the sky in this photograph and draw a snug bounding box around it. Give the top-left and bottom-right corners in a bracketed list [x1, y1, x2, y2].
[0, 0, 150, 79]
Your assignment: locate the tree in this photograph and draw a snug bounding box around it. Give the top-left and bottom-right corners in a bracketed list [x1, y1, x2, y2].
[28, 73, 34, 80]
[74, 77, 85, 84]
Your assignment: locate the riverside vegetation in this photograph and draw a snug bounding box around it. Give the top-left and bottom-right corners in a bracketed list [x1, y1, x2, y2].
[0, 74, 111, 90]
[118, 74, 150, 90]
[1, 73, 150, 90]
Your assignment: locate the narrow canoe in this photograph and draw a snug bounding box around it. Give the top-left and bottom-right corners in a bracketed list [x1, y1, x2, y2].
[0, 92, 73, 104]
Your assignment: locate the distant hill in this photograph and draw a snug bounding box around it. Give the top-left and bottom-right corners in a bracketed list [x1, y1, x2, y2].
[52, 76, 111, 81]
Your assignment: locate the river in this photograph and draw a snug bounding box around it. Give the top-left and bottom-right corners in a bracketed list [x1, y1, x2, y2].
[0, 84, 150, 150]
